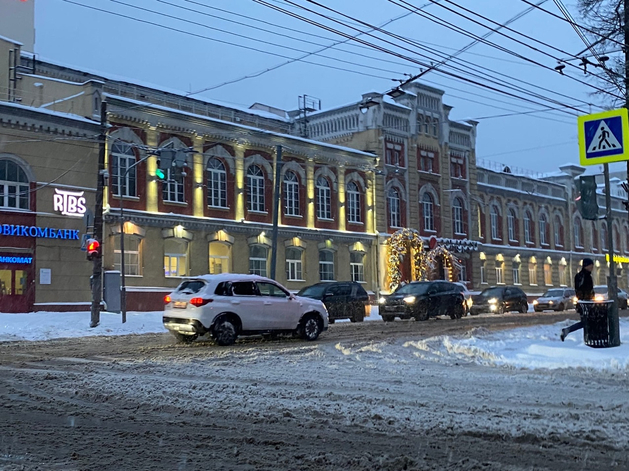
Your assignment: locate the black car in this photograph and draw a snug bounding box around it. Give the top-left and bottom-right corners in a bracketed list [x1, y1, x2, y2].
[381, 280, 466, 322]
[297, 282, 369, 323]
[470, 286, 528, 315]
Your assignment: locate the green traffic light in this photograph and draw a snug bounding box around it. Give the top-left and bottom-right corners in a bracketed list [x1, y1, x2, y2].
[155, 168, 165, 180]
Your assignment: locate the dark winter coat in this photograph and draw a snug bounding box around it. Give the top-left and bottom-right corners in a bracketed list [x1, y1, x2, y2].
[574, 269, 594, 301]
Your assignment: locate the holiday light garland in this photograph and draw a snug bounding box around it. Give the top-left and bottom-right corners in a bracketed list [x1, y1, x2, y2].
[387, 229, 461, 290]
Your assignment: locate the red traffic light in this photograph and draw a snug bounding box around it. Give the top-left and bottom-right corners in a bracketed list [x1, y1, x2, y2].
[86, 238, 101, 260]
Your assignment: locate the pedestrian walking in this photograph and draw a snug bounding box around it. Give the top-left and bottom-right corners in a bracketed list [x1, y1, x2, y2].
[560, 258, 594, 341]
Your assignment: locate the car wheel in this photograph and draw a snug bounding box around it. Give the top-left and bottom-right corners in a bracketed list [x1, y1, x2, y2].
[449, 303, 465, 319]
[300, 314, 322, 341]
[557, 303, 565, 312]
[414, 309, 429, 321]
[350, 313, 365, 322]
[496, 304, 504, 315]
[171, 332, 198, 344]
[328, 318, 335, 324]
[213, 319, 237, 346]
[520, 302, 528, 314]
[382, 315, 394, 322]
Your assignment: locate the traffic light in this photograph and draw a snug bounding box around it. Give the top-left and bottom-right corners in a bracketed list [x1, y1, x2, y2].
[576, 175, 599, 220]
[155, 148, 175, 182]
[86, 238, 101, 261]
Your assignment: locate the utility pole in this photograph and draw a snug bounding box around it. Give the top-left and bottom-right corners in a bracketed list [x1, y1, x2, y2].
[90, 100, 107, 328]
[270, 145, 282, 280]
[604, 164, 620, 346]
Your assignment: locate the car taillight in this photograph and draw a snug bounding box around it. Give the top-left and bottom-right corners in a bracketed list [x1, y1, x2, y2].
[190, 297, 213, 307]
[164, 295, 172, 304]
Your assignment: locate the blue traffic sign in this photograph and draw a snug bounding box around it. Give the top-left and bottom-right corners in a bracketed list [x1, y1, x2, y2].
[578, 108, 629, 166]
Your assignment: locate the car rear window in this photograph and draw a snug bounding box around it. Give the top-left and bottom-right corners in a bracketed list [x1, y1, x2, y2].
[544, 289, 564, 297]
[479, 287, 504, 298]
[298, 285, 326, 298]
[176, 280, 206, 294]
[395, 283, 429, 295]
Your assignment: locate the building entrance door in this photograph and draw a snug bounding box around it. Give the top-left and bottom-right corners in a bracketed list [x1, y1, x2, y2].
[0, 266, 32, 313]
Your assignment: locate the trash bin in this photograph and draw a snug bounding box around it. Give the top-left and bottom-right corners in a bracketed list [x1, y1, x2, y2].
[578, 300, 613, 348]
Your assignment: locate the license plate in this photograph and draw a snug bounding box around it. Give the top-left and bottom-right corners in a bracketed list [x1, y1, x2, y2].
[385, 306, 399, 311]
[174, 301, 187, 309]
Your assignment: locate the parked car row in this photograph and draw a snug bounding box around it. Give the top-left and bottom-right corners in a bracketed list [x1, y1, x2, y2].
[164, 274, 620, 347]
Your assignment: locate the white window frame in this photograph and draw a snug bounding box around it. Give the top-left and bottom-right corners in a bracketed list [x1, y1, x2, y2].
[388, 189, 401, 228]
[422, 193, 434, 231]
[283, 171, 300, 216]
[247, 165, 265, 212]
[114, 235, 142, 276]
[249, 245, 267, 276]
[480, 261, 487, 284]
[539, 215, 548, 245]
[111, 141, 137, 198]
[559, 265, 567, 286]
[512, 263, 521, 285]
[319, 250, 335, 281]
[209, 242, 231, 274]
[0, 160, 29, 210]
[529, 262, 537, 286]
[554, 218, 561, 246]
[507, 210, 516, 241]
[495, 263, 504, 284]
[207, 157, 227, 208]
[346, 181, 361, 223]
[350, 252, 365, 282]
[490, 206, 499, 240]
[524, 213, 532, 243]
[316, 177, 332, 220]
[285, 247, 303, 281]
[163, 168, 185, 203]
[453, 198, 463, 234]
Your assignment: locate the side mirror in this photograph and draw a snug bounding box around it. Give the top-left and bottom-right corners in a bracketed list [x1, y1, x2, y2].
[289, 293, 296, 300]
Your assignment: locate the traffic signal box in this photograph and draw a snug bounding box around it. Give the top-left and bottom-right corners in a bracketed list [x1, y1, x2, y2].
[86, 238, 101, 261]
[576, 175, 599, 220]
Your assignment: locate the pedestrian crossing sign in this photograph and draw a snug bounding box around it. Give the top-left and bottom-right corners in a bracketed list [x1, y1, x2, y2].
[578, 108, 629, 166]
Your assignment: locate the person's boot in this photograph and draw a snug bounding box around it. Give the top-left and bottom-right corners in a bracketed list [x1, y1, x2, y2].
[560, 328, 568, 342]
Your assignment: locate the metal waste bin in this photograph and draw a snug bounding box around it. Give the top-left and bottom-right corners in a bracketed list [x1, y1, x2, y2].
[578, 300, 613, 348]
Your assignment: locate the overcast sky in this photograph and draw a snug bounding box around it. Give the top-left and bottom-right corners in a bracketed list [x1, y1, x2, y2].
[33, 0, 623, 173]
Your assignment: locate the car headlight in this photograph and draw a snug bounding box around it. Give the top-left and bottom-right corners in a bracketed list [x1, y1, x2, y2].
[573, 296, 578, 304]
[532, 300, 538, 305]
[549, 300, 554, 305]
[466, 299, 473, 308]
[403, 295, 416, 304]
[489, 304, 497, 311]
[594, 294, 605, 302]
[378, 297, 386, 304]
[488, 298, 498, 304]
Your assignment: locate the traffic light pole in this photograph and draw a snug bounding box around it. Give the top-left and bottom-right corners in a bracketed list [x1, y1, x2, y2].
[270, 145, 282, 280]
[90, 101, 107, 328]
[604, 164, 620, 346]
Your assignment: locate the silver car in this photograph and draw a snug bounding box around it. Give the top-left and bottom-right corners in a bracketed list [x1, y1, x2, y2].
[593, 286, 629, 309]
[533, 288, 576, 312]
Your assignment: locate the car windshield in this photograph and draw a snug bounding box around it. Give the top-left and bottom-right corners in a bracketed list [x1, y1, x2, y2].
[297, 285, 326, 299]
[394, 283, 430, 295]
[543, 289, 564, 297]
[479, 287, 504, 298]
[176, 280, 205, 294]
[594, 287, 608, 294]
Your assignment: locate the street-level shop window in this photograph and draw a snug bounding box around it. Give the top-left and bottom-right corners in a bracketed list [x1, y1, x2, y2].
[209, 242, 231, 274]
[316, 177, 332, 219]
[319, 250, 335, 281]
[458, 264, 467, 282]
[346, 182, 361, 223]
[207, 158, 227, 208]
[512, 262, 521, 285]
[164, 239, 188, 277]
[162, 168, 185, 203]
[249, 245, 267, 276]
[559, 265, 567, 286]
[480, 260, 487, 284]
[114, 235, 142, 276]
[544, 262, 552, 285]
[495, 261, 504, 284]
[111, 141, 137, 198]
[285, 247, 303, 281]
[247, 165, 265, 212]
[283, 171, 300, 216]
[350, 252, 365, 282]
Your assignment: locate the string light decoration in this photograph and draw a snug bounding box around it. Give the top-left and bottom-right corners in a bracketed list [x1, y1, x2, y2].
[387, 228, 425, 290]
[425, 246, 461, 282]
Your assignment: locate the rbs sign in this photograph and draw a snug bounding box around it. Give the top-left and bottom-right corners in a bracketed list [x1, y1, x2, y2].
[53, 188, 86, 217]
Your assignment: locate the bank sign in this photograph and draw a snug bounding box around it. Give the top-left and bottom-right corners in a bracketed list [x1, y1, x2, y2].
[1, 224, 79, 240]
[53, 188, 86, 217]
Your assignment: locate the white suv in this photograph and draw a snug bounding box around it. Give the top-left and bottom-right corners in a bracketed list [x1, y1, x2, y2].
[163, 274, 328, 346]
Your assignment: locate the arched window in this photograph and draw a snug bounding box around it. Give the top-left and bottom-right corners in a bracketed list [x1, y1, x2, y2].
[316, 176, 332, 219]
[283, 171, 300, 216]
[207, 158, 227, 208]
[346, 181, 361, 223]
[350, 252, 365, 282]
[114, 234, 142, 276]
[554, 216, 563, 247]
[539, 214, 548, 245]
[111, 141, 137, 197]
[601, 223, 608, 251]
[247, 165, 265, 212]
[388, 188, 401, 228]
[209, 241, 231, 274]
[0, 159, 29, 210]
[249, 245, 267, 276]
[319, 250, 335, 281]
[490, 205, 500, 240]
[524, 211, 533, 243]
[422, 193, 434, 231]
[452, 197, 464, 234]
[507, 208, 517, 241]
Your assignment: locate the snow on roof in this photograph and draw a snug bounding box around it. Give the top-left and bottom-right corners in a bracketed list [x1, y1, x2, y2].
[0, 100, 99, 126]
[0, 34, 23, 46]
[26, 53, 290, 123]
[105, 94, 377, 158]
